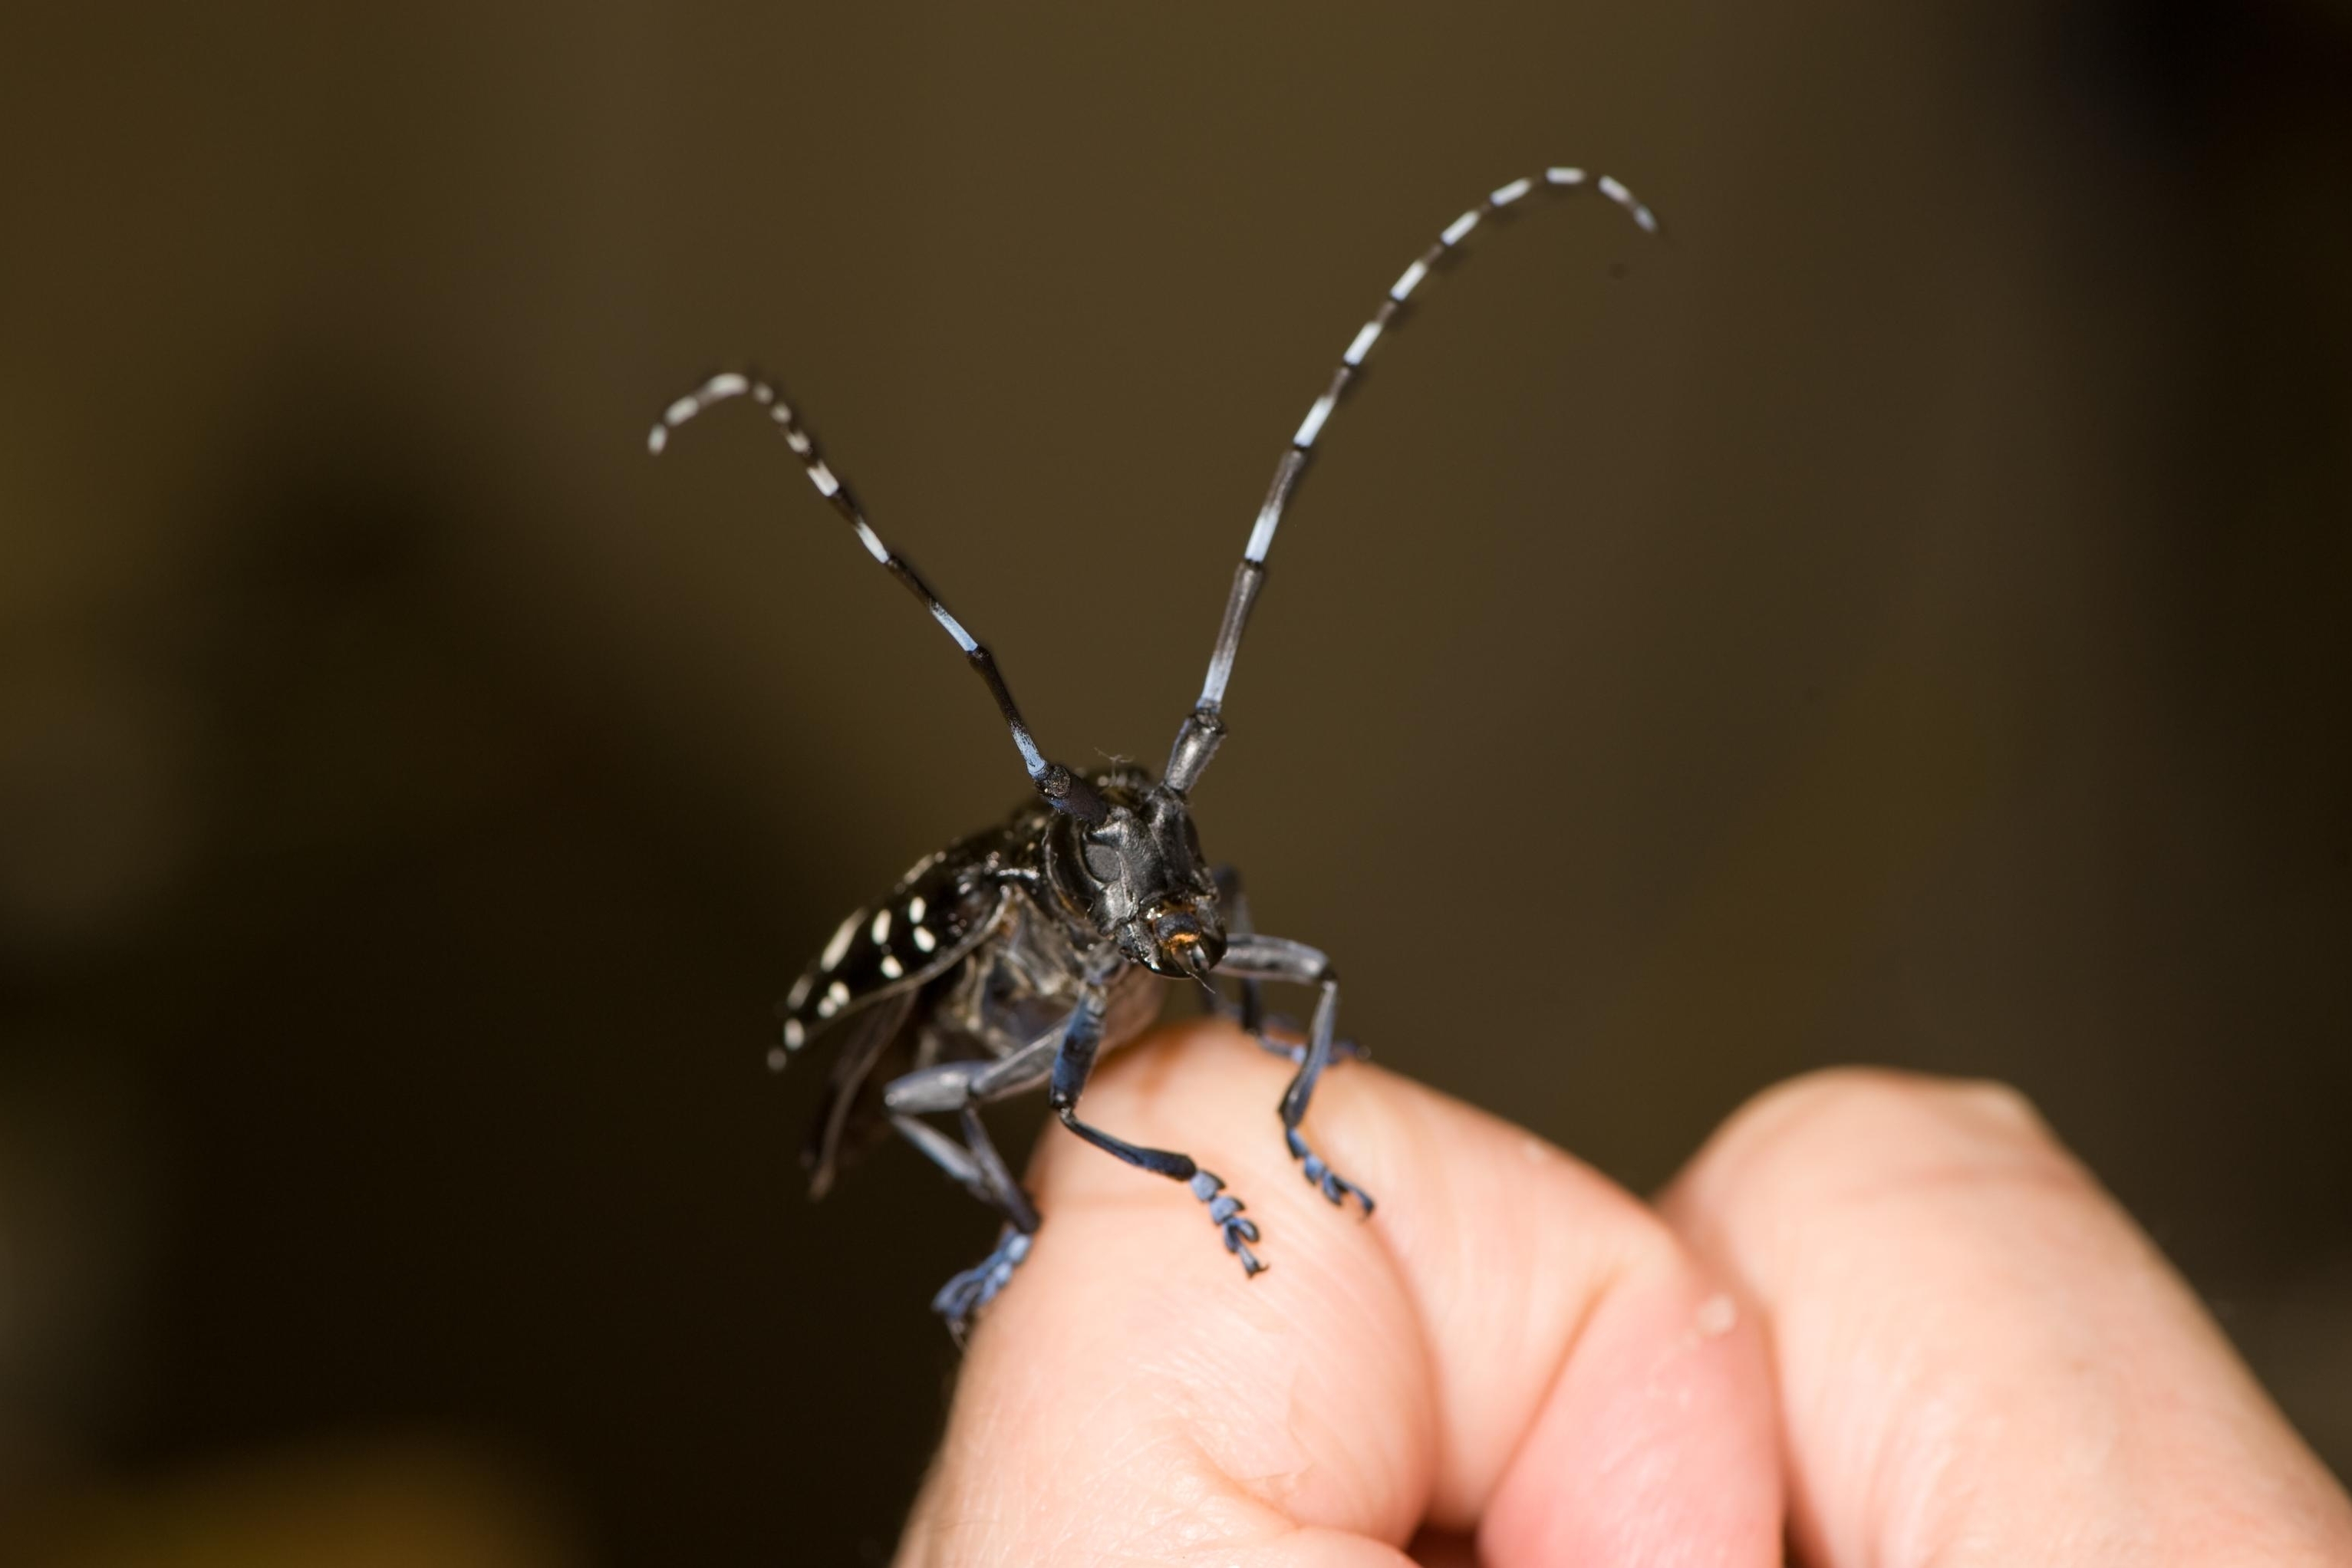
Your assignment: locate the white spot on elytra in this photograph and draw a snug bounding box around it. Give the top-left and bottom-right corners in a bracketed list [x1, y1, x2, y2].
[870, 908, 891, 944]
[766, 1046, 789, 1072]
[786, 973, 812, 1010]
[818, 980, 849, 1017]
[1696, 1293, 1738, 1339]
[878, 954, 904, 980]
[820, 913, 858, 970]
[911, 924, 937, 954]
[782, 1018, 805, 1049]
[906, 895, 926, 924]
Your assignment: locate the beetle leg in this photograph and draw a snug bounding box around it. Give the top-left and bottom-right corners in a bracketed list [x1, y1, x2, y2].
[1048, 979, 1266, 1276]
[884, 1047, 1057, 1339]
[1217, 934, 1375, 1216]
[881, 1027, 1055, 1115]
[1208, 865, 1267, 1035]
[888, 1109, 1040, 1234]
[890, 1109, 1039, 1340]
[927, 1227, 1032, 1346]
[891, 1123, 1030, 1340]
[884, 1029, 1058, 1335]
[1208, 867, 1366, 1066]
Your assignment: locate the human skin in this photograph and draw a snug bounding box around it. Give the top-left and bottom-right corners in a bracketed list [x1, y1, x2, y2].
[891, 1021, 2352, 1566]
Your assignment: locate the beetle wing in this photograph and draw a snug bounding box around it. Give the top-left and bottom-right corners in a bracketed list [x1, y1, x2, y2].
[800, 987, 917, 1200]
[775, 844, 1010, 1059]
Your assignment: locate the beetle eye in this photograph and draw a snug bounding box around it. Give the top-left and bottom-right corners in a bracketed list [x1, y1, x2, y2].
[1082, 841, 1122, 881]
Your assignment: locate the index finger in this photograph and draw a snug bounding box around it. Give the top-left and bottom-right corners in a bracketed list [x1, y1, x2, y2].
[894, 1020, 1780, 1567]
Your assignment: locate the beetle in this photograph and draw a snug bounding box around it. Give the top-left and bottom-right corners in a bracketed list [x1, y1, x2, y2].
[649, 166, 1659, 1338]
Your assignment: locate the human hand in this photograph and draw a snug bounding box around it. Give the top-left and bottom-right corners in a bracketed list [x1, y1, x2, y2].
[892, 1021, 2352, 1566]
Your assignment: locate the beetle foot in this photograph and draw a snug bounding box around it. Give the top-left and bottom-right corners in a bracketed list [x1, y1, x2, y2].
[1188, 1170, 1267, 1276]
[1285, 1128, 1375, 1216]
[931, 1226, 1033, 1343]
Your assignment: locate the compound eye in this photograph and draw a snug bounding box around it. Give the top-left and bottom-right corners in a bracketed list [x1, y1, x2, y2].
[1082, 839, 1123, 882]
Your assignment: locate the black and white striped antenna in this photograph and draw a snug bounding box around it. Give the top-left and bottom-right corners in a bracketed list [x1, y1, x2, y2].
[648, 166, 1656, 814]
[647, 371, 1108, 822]
[1161, 167, 1659, 796]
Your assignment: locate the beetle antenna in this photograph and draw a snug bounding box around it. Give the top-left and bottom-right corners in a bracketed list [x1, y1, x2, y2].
[1163, 168, 1660, 796]
[651, 371, 1106, 822]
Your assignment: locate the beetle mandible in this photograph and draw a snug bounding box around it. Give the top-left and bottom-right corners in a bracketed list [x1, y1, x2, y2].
[650, 166, 1659, 1339]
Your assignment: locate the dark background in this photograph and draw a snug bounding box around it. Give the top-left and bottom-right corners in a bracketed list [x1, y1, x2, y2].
[3, 1, 2347, 1562]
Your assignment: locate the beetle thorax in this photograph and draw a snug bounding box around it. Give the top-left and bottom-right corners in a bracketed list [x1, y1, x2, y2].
[1043, 772, 1225, 978]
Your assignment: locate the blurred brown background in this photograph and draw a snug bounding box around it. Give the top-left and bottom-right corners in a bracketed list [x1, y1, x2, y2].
[3, 0, 2348, 1561]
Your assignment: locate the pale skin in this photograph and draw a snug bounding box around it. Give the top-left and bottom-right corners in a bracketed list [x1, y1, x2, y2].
[894, 1020, 2352, 1566]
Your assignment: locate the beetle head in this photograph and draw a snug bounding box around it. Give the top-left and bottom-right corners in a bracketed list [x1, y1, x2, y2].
[1047, 772, 1225, 978]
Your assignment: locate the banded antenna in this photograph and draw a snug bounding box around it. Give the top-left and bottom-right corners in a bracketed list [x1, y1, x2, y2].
[1161, 168, 1660, 796]
[649, 371, 1107, 822]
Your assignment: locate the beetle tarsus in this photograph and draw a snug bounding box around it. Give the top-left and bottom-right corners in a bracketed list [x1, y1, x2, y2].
[932, 1226, 1034, 1342]
[1284, 1128, 1375, 1216]
[1190, 1169, 1268, 1275]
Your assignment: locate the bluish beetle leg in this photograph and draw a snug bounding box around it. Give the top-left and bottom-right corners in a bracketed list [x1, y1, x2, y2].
[1211, 866, 1368, 1066]
[889, 1108, 1040, 1232]
[884, 1035, 1065, 1340]
[1049, 975, 1266, 1276]
[1217, 934, 1375, 1215]
[1208, 865, 1267, 1036]
[889, 1109, 1039, 1342]
[927, 1228, 1032, 1346]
